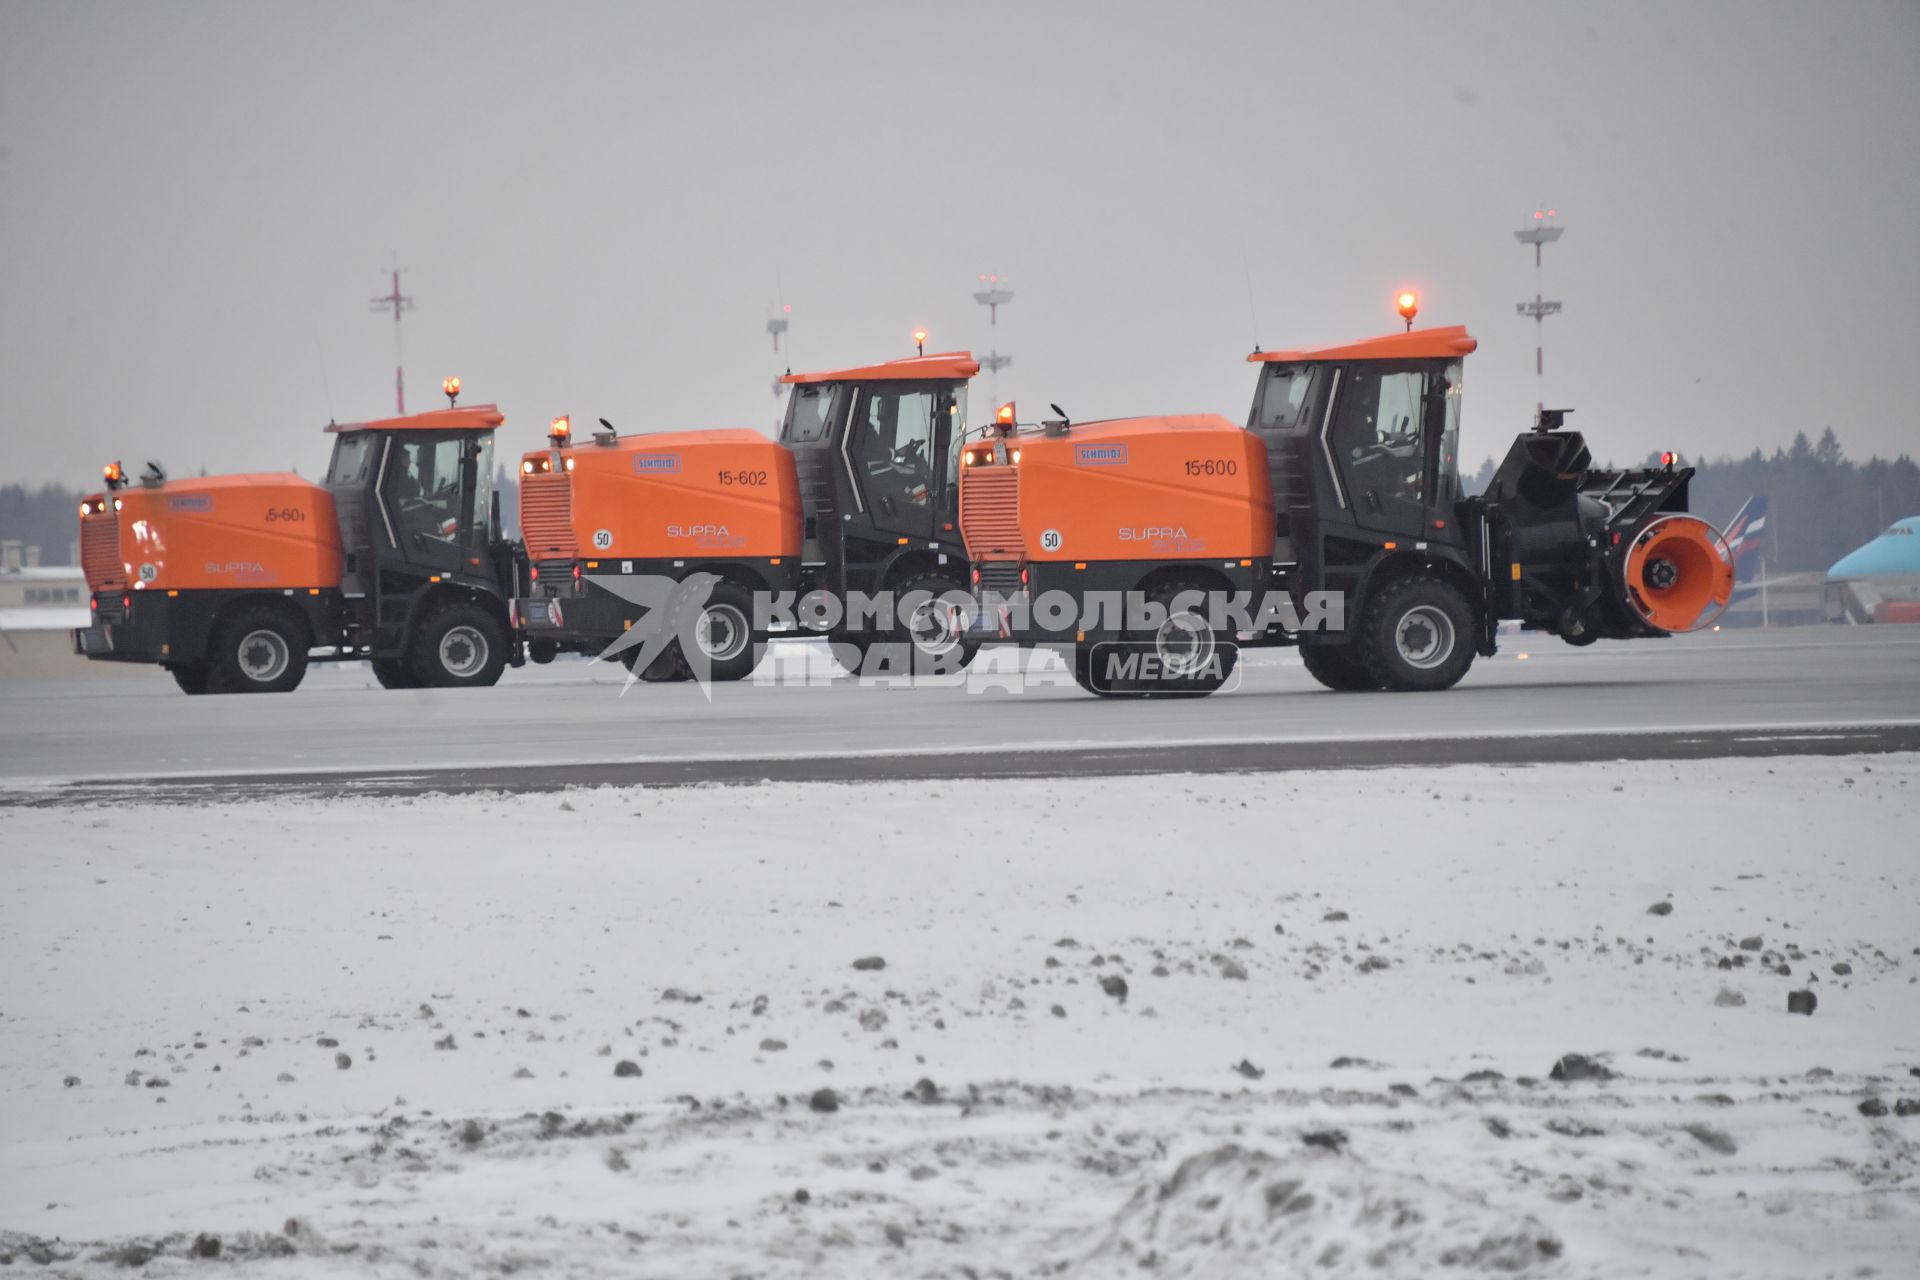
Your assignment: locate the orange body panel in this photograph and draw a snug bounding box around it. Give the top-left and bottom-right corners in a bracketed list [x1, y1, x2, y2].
[782, 351, 979, 384]
[519, 430, 801, 561]
[961, 416, 1273, 565]
[1248, 325, 1477, 363]
[113, 474, 344, 592]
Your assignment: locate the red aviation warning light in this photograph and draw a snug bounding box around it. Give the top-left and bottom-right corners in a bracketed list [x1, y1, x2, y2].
[1660, 451, 1677, 469]
[443, 376, 461, 407]
[1396, 291, 1419, 331]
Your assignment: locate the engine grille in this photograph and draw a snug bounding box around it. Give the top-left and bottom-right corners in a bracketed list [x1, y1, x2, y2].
[519, 472, 577, 560]
[959, 466, 1022, 557]
[81, 513, 123, 591]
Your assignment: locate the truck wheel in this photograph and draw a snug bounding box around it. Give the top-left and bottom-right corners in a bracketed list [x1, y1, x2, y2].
[679, 581, 760, 682]
[1137, 579, 1234, 696]
[1077, 580, 1235, 697]
[207, 606, 309, 694]
[527, 638, 559, 665]
[1360, 575, 1477, 692]
[409, 600, 508, 689]
[371, 658, 420, 690]
[1299, 643, 1380, 691]
[896, 573, 978, 673]
[170, 663, 212, 695]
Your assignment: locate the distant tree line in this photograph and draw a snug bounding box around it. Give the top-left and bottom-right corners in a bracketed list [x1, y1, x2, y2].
[1466, 427, 1920, 572]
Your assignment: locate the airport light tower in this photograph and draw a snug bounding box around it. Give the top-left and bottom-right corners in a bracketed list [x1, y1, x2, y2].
[369, 260, 415, 416]
[767, 304, 791, 352]
[1513, 210, 1563, 412]
[972, 274, 1013, 326]
[979, 350, 1012, 409]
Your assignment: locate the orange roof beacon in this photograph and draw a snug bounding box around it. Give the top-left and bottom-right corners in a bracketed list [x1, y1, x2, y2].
[963, 317, 1730, 698]
[73, 391, 523, 694]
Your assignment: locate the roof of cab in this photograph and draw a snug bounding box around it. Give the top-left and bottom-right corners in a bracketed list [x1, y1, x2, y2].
[326, 404, 506, 433]
[782, 352, 979, 385]
[1248, 325, 1477, 364]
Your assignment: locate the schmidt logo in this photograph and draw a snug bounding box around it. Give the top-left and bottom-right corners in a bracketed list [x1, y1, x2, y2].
[631, 454, 683, 475]
[167, 495, 213, 512]
[1075, 444, 1128, 467]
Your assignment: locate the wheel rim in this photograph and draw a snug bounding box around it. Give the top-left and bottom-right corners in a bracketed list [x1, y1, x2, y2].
[236, 628, 290, 683]
[1395, 604, 1456, 670]
[1156, 611, 1215, 676]
[907, 597, 962, 658]
[439, 624, 489, 679]
[695, 603, 749, 662]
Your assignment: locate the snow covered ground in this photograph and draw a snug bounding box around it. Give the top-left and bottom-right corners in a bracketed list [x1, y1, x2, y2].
[2, 755, 1917, 1277]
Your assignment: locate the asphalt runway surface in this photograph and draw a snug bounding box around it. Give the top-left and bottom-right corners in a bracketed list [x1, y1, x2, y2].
[3, 625, 1918, 802]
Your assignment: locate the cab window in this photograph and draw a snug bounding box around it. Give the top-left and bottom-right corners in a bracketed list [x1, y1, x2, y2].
[381, 434, 466, 546]
[325, 432, 376, 485]
[781, 385, 837, 444]
[1330, 366, 1427, 506]
[854, 388, 937, 511]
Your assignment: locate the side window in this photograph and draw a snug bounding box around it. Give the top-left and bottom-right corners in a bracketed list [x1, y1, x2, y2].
[781, 386, 836, 444]
[856, 389, 936, 508]
[325, 433, 375, 485]
[1253, 366, 1313, 434]
[1330, 367, 1427, 506]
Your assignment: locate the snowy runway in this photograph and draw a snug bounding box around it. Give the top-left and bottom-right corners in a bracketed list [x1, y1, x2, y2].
[3, 756, 1916, 1275]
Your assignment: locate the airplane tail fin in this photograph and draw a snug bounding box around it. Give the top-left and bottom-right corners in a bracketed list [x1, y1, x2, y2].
[1723, 495, 1769, 580]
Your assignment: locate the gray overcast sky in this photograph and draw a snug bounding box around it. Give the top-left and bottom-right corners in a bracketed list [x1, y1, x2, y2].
[3, 0, 1917, 486]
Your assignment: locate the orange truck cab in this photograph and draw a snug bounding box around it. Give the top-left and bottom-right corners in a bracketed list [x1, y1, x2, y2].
[514, 419, 802, 680]
[959, 411, 1272, 694]
[73, 399, 523, 694]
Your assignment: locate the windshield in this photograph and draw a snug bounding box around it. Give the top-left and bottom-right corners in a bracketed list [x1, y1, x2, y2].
[1250, 364, 1318, 433]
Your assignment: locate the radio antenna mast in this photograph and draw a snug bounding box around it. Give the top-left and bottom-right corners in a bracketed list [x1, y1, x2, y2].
[369, 256, 415, 415]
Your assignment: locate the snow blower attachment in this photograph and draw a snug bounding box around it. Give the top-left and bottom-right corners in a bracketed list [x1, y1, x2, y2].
[1474, 412, 1732, 644]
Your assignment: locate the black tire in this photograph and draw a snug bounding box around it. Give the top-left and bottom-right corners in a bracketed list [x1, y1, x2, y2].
[1359, 575, 1478, 692]
[206, 606, 308, 694]
[681, 581, 763, 683]
[1299, 643, 1380, 691]
[620, 642, 688, 682]
[891, 573, 978, 674]
[371, 657, 420, 690]
[408, 600, 508, 689]
[169, 663, 212, 695]
[1076, 579, 1235, 698]
[527, 638, 559, 665]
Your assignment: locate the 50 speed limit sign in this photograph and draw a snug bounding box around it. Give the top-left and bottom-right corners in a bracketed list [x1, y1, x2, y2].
[1039, 528, 1063, 552]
